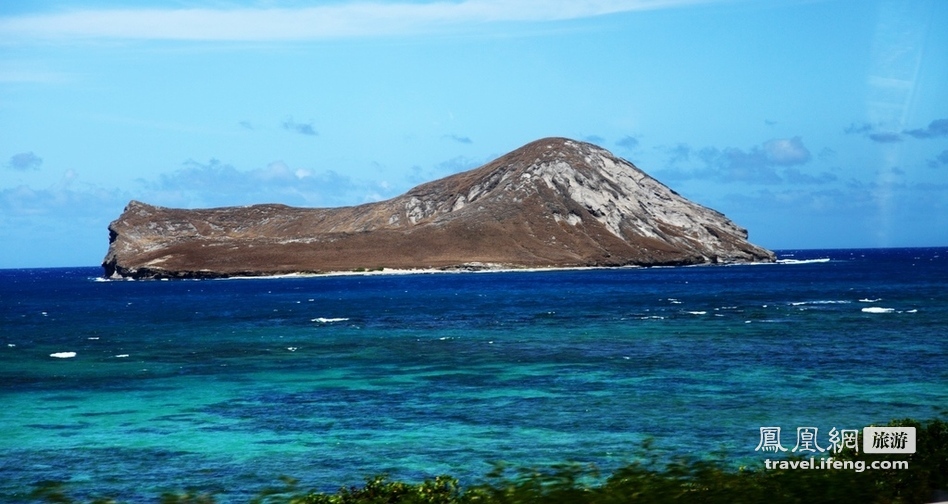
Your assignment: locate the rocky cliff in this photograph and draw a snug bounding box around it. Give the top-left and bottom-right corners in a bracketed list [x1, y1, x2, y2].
[102, 138, 775, 279]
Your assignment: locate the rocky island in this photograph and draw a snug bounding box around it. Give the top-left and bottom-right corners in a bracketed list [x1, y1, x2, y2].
[102, 137, 775, 279]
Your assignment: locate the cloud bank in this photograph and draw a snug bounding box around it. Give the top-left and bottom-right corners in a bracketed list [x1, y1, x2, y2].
[904, 118, 948, 139]
[844, 118, 948, 143]
[140, 158, 395, 209]
[658, 137, 821, 185]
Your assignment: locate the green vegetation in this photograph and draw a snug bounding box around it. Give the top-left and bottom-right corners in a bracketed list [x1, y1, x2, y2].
[26, 417, 947, 504]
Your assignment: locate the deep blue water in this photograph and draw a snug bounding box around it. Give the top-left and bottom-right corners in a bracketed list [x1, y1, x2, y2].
[1, 248, 946, 502]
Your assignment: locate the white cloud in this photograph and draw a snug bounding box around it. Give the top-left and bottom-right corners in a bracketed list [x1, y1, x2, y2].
[762, 136, 811, 166]
[0, 0, 723, 42]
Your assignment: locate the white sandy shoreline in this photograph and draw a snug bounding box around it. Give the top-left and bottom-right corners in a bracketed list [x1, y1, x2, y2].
[219, 257, 826, 280]
[92, 257, 827, 281]
[210, 259, 795, 280]
[217, 263, 640, 280]
[96, 263, 642, 281]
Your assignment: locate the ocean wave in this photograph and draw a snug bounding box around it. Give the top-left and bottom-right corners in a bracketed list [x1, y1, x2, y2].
[790, 300, 851, 306]
[776, 258, 831, 265]
[50, 352, 76, 358]
[859, 307, 917, 314]
[861, 307, 895, 314]
[312, 317, 349, 323]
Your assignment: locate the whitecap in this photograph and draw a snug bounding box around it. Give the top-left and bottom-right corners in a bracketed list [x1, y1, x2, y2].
[687, 311, 707, 315]
[791, 300, 851, 306]
[906, 309, 918, 313]
[861, 307, 895, 314]
[287, 347, 298, 352]
[312, 317, 349, 323]
[776, 258, 830, 265]
[50, 352, 76, 358]
[115, 354, 129, 358]
[859, 298, 882, 303]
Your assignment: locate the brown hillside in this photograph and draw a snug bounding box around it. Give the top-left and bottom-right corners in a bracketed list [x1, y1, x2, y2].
[102, 137, 774, 279]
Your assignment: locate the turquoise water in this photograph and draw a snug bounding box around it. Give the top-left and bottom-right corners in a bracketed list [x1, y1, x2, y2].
[1, 248, 946, 501]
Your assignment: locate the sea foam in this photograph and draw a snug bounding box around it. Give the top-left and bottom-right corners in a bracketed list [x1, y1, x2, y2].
[791, 300, 851, 306]
[776, 258, 831, 264]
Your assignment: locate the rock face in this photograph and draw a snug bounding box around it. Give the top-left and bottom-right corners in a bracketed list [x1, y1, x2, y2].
[102, 137, 775, 279]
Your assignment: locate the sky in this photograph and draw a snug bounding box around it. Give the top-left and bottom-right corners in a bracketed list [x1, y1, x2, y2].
[1, 0, 947, 268]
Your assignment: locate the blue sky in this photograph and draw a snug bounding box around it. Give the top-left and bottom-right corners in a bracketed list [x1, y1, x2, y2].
[2, 0, 947, 268]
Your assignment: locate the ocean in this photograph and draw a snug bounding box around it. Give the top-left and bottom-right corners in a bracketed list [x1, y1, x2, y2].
[1, 247, 946, 502]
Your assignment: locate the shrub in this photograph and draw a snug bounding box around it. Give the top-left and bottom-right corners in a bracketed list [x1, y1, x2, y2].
[27, 417, 948, 504]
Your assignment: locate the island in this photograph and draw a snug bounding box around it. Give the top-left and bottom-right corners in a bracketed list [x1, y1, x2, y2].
[102, 137, 775, 279]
